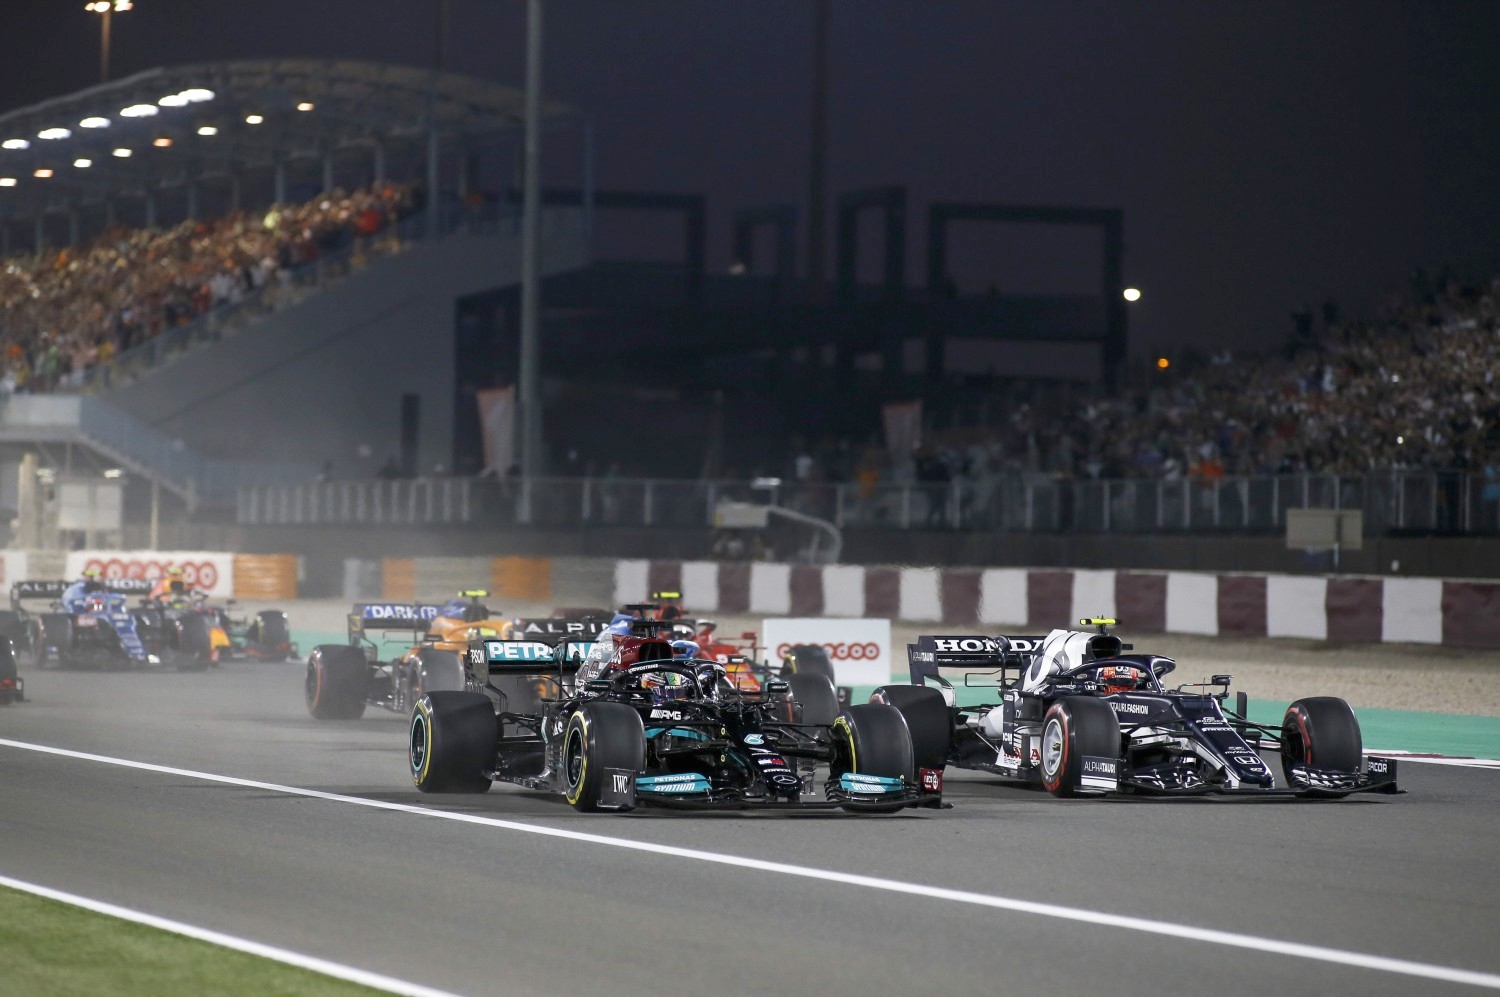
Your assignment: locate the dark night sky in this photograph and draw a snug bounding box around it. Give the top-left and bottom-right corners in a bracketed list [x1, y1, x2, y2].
[1, 0, 1498, 361]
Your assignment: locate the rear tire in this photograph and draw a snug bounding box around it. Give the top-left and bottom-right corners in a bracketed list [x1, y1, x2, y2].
[35, 614, 72, 669]
[410, 691, 496, 793]
[0, 638, 18, 704]
[252, 610, 293, 660]
[780, 644, 836, 683]
[306, 644, 369, 719]
[562, 702, 646, 812]
[831, 703, 916, 813]
[783, 672, 839, 727]
[1280, 697, 1362, 783]
[415, 649, 465, 694]
[871, 684, 951, 772]
[1040, 696, 1121, 797]
[173, 613, 214, 671]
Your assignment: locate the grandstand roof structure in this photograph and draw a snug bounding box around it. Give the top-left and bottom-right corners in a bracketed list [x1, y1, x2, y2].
[0, 59, 581, 217]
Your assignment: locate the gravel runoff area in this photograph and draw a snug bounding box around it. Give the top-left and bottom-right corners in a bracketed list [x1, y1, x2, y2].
[267, 597, 1500, 718]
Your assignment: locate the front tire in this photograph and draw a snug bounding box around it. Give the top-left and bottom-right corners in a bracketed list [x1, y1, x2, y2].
[410, 691, 496, 793]
[831, 703, 916, 813]
[305, 644, 369, 719]
[562, 702, 646, 812]
[1280, 697, 1362, 783]
[1040, 697, 1121, 797]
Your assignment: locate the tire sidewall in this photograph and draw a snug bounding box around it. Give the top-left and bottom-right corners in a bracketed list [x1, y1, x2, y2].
[1040, 705, 1071, 793]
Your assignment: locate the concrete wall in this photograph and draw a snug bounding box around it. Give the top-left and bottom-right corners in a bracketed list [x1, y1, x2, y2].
[104, 210, 588, 476]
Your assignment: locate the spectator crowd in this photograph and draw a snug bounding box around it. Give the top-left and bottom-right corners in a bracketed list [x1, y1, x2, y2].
[0, 181, 417, 392]
[785, 268, 1500, 494]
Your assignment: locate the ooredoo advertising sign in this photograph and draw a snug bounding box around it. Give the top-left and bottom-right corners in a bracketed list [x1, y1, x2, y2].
[760, 617, 893, 685]
[64, 550, 235, 598]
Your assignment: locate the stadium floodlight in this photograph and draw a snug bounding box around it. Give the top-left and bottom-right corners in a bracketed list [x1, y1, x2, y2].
[158, 93, 187, 107]
[296, 101, 315, 112]
[79, 116, 110, 129]
[120, 104, 157, 117]
[244, 114, 264, 125]
[196, 125, 217, 136]
[152, 136, 172, 148]
[112, 147, 131, 157]
[1123, 287, 1142, 302]
[38, 127, 71, 140]
[179, 88, 214, 103]
[1, 139, 29, 150]
[0, 178, 15, 187]
[74, 158, 92, 168]
[33, 168, 52, 178]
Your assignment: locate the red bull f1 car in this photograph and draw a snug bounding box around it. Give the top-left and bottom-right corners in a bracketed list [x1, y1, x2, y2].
[871, 618, 1400, 799]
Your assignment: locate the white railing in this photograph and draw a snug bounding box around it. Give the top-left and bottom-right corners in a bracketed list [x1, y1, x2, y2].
[236, 470, 1500, 535]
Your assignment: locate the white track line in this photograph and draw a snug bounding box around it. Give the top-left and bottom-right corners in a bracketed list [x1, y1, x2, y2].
[4, 737, 1499, 992]
[1369, 751, 1500, 770]
[0, 873, 459, 997]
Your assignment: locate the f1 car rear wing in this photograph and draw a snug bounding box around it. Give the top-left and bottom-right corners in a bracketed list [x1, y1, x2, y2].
[347, 602, 442, 638]
[907, 634, 1049, 684]
[11, 578, 152, 610]
[463, 637, 590, 690]
[508, 618, 609, 639]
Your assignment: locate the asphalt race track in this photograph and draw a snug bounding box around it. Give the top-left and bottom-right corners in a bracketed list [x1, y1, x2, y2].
[2, 660, 1498, 996]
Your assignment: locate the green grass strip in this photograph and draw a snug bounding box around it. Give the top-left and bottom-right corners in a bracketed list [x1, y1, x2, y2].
[0, 885, 381, 997]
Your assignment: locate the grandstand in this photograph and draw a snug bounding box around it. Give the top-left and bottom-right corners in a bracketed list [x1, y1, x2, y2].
[0, 60, 592, 543]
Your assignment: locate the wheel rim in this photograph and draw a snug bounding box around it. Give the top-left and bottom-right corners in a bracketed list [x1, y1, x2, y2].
[1042, 716, 1065, 778]
[409, 712, 428, 776]
[564, 723, 585, 790]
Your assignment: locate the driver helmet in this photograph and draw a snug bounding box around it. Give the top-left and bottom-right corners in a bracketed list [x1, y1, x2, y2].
[81, 568, 105, 594]
[669, 639, 700, 660]
[1096, 664, 1143, 695]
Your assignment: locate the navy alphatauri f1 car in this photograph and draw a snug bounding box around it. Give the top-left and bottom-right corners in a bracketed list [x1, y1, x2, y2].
[871, 618, 1400, 799]
[408, 622, 941, 814]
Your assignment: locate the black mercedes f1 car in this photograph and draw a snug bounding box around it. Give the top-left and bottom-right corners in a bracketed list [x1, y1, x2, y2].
[407, 623, 941, 814]
[871, 619, 1400, 799]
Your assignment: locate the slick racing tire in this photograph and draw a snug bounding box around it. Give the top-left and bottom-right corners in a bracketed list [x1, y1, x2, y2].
[831, 704, 916, 813]
[0, 638, 18, 703]
[871, 684, 951, 773]
[780, 644, 836, 683]
[410, 691, 497, 793]
[35, 614, 72, 670]
[562, 702, 646, 813]
[173, 613, 215, 671]
[252, 610, 293, 660]
[1040, 696, 1121, 798]
[781, 672, 840, 727]
[1280, 697, 1362, 785]
[415, 649, 465, 695]
[305, 644, 370, 720]
[0, 610, 28, 654]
